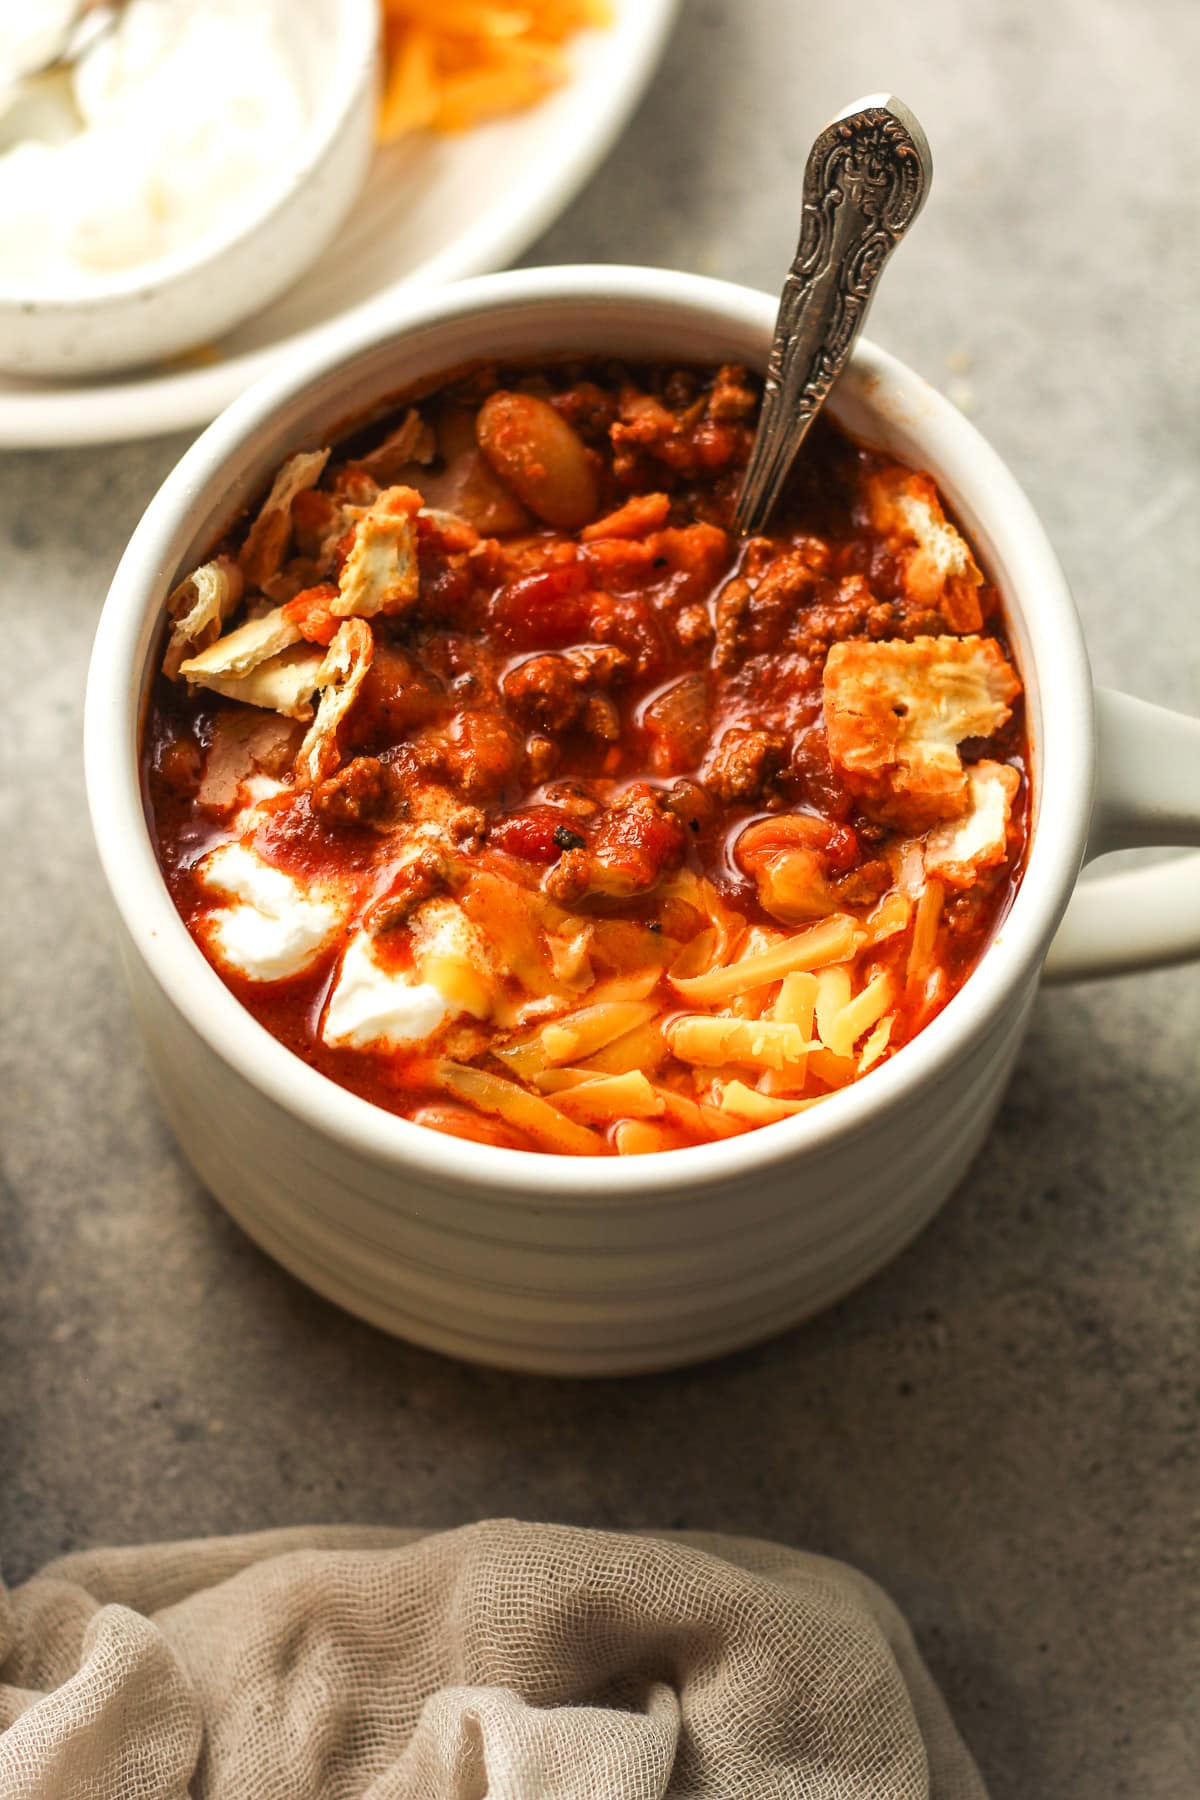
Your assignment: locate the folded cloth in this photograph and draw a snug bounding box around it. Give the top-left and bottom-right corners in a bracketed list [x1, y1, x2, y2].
[0, 1520, 986, 1798]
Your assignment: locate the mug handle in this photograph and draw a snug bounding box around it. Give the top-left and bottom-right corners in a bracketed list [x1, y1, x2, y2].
[1043, 688, 1200, 982]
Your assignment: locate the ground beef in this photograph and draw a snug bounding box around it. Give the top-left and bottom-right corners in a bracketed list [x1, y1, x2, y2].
[789, 573, 897, 661]
[364, 847, 448, 933]
[524, 734, 559, 785]
[347, 645, 445, 751]
[504, 654, 580, 731]
[715, 542, 832, 669]
[713, 577, 752, 671]
[550, 380, 619, 444]
[439, 710, 524, 802]
[581, 694, 621, 741]
[610, 384, 753, 482]
[702, 726, 787, 804]
[311, 756, 394, 826]
[674, 603, 715, 649]
[704, 363, 759, 422]
[543, 785, 686, 902]
[503, 645, 632, 735]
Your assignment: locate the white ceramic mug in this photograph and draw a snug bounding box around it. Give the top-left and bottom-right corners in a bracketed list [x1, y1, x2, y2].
[85, 267, 1200, 1375]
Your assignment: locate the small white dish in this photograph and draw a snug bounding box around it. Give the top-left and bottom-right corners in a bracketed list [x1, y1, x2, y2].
[84, 264, 1200, 1375]
[0, 0, 678, 444]
[0, 0, 379, 379]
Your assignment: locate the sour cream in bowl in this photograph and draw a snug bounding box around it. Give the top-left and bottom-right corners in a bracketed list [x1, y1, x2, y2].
[0, 0, 379, 376]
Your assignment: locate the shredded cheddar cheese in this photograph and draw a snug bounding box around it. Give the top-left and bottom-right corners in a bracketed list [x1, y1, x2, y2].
[378, 0, 613, 139]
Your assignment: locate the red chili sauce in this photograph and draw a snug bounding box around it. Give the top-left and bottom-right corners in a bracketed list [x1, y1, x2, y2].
[144, 359, 1029, 1156]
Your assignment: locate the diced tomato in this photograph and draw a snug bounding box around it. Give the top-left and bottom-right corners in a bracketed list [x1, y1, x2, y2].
[790, 723, 854, 820]
[690, 419, 752, 470]
[734, 813, 861, 877]
[281, 583, 340, 646]
[419, 554, 479, 616]
[822, 822, 860, 871]
[592, 594, 668, 678]
[580, 492, 671, 541]
[490, 562, 595, 647]
[490, 805, 586, 863]
[591, 788, 687, 890]
[582, 537, 658, 589]
[583, 523, 729, 605]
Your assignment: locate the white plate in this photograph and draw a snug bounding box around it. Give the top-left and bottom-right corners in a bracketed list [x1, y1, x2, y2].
[0, 0, 678, 448]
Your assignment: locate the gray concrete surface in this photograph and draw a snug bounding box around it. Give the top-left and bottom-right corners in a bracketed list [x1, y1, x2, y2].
[2, 1, 1198, 1794]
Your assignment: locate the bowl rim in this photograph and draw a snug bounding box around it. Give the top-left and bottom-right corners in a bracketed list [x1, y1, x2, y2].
[0, 0, 379, 311]
[85, 262, 1096, 1202]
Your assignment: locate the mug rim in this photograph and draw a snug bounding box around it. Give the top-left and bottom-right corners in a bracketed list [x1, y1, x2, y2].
[85, 263, 1096, 1201]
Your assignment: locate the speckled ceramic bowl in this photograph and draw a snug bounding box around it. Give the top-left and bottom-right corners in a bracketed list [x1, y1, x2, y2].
[0, 0, 378, 378]
[85, 266, 1200, 1374]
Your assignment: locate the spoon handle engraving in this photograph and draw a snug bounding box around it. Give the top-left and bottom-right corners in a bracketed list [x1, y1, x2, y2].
[734, 95, 933, 536]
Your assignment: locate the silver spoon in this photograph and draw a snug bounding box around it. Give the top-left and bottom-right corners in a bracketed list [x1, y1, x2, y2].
[734, 94, 933, 537]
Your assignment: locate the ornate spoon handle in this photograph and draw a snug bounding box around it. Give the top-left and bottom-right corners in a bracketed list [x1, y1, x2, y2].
[734, 94, 933, 536]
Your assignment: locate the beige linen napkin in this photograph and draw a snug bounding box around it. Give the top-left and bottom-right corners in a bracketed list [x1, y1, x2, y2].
[0, 1519, 985, 1798]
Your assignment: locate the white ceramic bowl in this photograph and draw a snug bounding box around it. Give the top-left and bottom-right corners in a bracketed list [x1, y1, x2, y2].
[85, 266, 1200, 1375]
[0, 0, 379, 377]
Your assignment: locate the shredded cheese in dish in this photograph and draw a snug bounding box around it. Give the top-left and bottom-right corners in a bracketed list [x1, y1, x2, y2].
[378, 0, 613, 140]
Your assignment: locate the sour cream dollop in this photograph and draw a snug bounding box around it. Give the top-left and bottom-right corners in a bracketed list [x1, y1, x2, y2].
[198, 843, 343, 984]
[322, 934, 454, 1052]
[323, 903, 495, 1052]
[0, 0, 307, 287]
